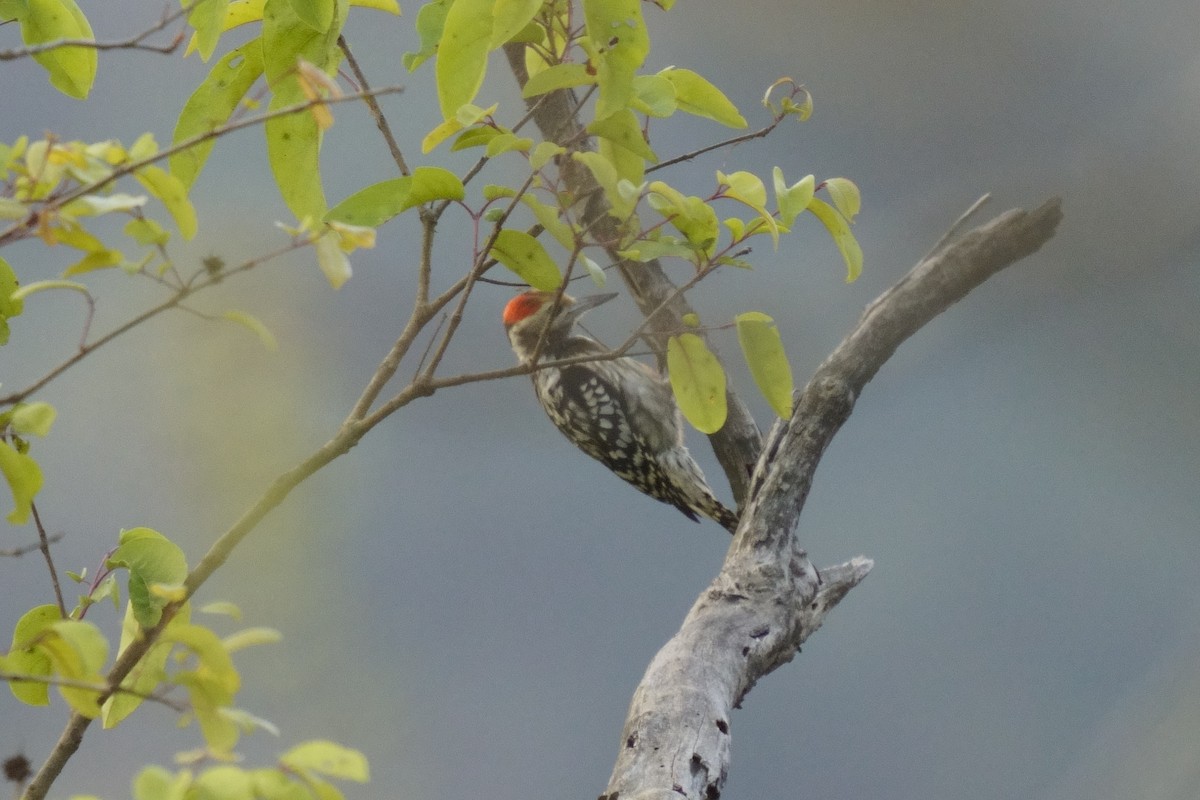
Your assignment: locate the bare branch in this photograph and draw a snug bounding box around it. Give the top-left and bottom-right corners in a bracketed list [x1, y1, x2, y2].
[0, 4, 190, 61]
[29, 504, 66, 618]
[603, 197, 1063, 799]
[0, 671, 186, 713]
[0, 532, 63, 558]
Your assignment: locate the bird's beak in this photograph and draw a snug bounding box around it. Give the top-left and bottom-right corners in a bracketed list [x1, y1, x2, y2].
[558, 292, 618, 325]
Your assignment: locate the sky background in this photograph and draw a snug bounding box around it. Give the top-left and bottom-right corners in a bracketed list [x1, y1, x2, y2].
[3, 1, 1200, 799]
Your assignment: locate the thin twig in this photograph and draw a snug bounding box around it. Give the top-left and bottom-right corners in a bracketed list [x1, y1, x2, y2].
[0, 532, 63, 558]
[922, 193, 991, 260]
[0, 671, 187, 713]
[29, 504, 66, 618]
[0, 237, 312, 406]
[337, 35, 410, 177]
[646, 118, 784, 174]
[0, 2, 191, 61]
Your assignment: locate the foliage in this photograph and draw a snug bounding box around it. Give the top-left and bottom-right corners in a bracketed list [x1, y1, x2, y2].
[0, 0, 864, 797]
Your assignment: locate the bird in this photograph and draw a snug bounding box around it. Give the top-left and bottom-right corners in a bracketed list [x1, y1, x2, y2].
[502, 289, 739, 533]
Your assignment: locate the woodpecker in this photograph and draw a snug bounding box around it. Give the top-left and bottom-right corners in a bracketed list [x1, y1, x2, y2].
[502, 290, 739, 533]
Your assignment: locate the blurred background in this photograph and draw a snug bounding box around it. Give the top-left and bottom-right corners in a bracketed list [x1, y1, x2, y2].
[3, 0, 1199, 798]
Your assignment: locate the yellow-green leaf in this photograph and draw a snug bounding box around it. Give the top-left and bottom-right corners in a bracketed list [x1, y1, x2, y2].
[588, 108, 656, 162]
[325, 167, 465, 227]
[288, 0, 335, 31]
[11, 401, 56, 437]
[21, 0, 97, 99]
[0, 439, 43, 525]
[435, 0, 493, 118]
[490, 0, 540, 47]
[0, 256, 21, 345]
[266, 81, 327, 221]
[772, 167, 813, 227]
[807, 196, 863, 282]
[194, 767, 253, 800]
[6, 604, 60, 706]
[735, 311, 793, 418]
[41, 619, 108, 715]
[281, 740, 370, 782]
[188, 0, 231, 61]
[489, 229, 561, 290]
[170, 42, 266, 189]
[485, 132, 534, 157]
[582, 0, 649, 119]
[222, 626, 282, 652]
[134, 166, 198, 240]
[403, 0, 448, 72]
[223, 310, 278, 351]
[667, 333, 727, 434]
[572, 150, 635, 219]
[106, 528, 189, 628]
[659, 67, 746, 128]
[823, 177, 861, 222]
[521, 62, 595, 98]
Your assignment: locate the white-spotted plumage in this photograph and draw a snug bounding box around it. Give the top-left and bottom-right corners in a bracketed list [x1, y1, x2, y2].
[503, 290, 739, 533]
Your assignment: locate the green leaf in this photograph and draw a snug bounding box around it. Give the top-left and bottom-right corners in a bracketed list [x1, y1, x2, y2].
[489, 229, 561, 290]
[133, 166, 198, 240]
[223, 310, 279, 351]
[521, 62, 596, 98]
[288, 0, 335, 31]
[587, 108, 656, 161]
[450, 125, 503, 151]
[40, 619, 108, 715]
[485, 132, 534, 157]
[20, 0, 97, 99]
[718, 170, 778, 247]
[772, 167, 813, 227]
[200, 601, 243, 620]
[631, 74, 676, 117]
[519, 194, 575, 251]
[667, 333, 727, 434]
[11, 402, 56, 436]
[132, 766, 189, 800]
[572, 150, 635, 219]
[403, 0, 449, 72]
[735, 312, 793, 418]
[489, 0, 540, 47]
[195, 766, 254, 800]
[435, 0, 494, 118]
[823, 177, 861, 222]
[222, 626, 283, 652]
[529, 141, 565, 171]
[807, 196, 863, 282]
[582, 0, 649, 118]
[187, 0, 231, 61]
[266, 81, 327, 221]
[124, 217, 170, 246]
[281, 740, 370, 782]
[106, 527, 189, 628]
[1, 256, 24, 345]
[170, 42, 266, 189]
[646, 180, 719, 256]
[325, 167, 465, 227]
[0, 439, 43, 524]
[659, 67, 746, 128]
[6, 604, 60, 706]
[102, 602, 183, 727]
